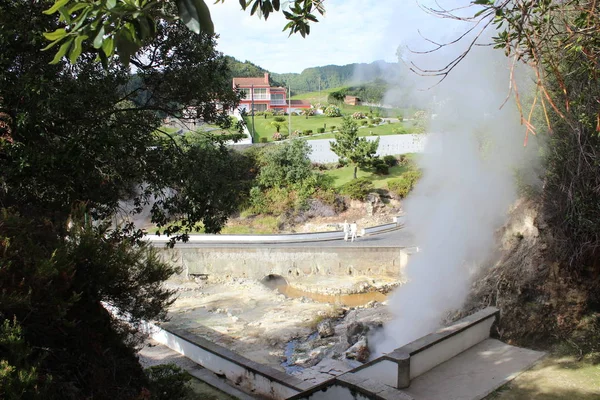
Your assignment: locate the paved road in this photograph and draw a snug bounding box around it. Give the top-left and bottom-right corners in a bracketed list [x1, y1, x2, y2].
[156, 227, 416, 249]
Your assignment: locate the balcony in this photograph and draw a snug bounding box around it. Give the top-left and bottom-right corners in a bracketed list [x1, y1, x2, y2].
[270, 99, 287, 106]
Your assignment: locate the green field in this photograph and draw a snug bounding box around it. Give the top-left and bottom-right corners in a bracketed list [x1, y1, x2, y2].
[245, 114, 419, 142]
[322, 155, 418, 189]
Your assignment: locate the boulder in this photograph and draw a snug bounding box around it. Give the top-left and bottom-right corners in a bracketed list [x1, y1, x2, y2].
[346, 321, 370, 345]
[345, 337, 370, 363]
[317, 319, 335, 338]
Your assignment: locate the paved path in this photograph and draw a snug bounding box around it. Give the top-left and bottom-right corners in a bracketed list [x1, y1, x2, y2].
[160, 227, 416, 249]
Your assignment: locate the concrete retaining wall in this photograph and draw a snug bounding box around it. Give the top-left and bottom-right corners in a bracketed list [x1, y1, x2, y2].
[159, 246, 408, 283]
[144, 322, 306, 399]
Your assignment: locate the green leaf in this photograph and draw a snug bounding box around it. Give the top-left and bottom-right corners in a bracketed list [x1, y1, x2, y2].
[50, 38, 73, 64]
[67, 3, 88, 13]
[102, 36, 114, 56]
[176, 0, 200, 33]
[195, 0, 214, 34]
[43, 0, 71, 15]
[43, 28, 68, 41]
[93, 26, 105, 49]
[106, 0, 117, 9]
[176, 0, 213, 34]
[239, 0, 247, 10]
[69, 34, 88, 64]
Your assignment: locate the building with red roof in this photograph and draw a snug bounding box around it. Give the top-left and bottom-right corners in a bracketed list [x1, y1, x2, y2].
[233, 73, 311, 113]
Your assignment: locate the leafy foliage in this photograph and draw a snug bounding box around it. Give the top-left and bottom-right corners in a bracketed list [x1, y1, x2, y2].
[0, 1, 249, 397]
[388, 170, 422, 199]
[330, 117, 380, 179]
[339, 177, 374, 200]
[43, 0, 326, 65]
[324, 105, 341, 117]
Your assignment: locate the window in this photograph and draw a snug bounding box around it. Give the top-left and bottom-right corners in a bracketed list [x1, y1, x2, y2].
[252, 104, 267, 112]
[238, 88, 250, 99]
[271, 93, 284, 101]
[253, 88, 267, 100]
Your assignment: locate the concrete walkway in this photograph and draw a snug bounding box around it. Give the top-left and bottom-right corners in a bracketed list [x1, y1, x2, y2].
[403, 339, 545, 400]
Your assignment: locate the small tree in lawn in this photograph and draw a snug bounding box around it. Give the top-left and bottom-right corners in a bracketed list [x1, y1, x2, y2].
[271, 121, 285, 133]
[330, 117, 380, 179]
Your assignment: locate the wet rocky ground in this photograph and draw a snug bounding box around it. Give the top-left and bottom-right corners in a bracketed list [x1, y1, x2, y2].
[160, 277, 397, 386]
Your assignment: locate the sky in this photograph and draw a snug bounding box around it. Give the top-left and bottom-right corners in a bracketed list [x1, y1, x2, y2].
[207, 0, 475, 74]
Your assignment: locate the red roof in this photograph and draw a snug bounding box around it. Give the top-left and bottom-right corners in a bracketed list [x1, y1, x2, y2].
[233, 72, 270, 87]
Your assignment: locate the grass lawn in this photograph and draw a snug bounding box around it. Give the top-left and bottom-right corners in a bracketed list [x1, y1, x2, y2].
[485, 353, 600, 399]
[246, 114, 420, 142]
[245, 114, 344, 142]
[322, 159, 416, 189]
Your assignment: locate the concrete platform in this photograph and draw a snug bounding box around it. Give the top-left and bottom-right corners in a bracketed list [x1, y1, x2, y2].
[403, 338, 545, 400]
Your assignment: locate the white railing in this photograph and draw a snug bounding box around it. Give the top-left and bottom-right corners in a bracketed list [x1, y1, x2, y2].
[270, 100, 287, 105]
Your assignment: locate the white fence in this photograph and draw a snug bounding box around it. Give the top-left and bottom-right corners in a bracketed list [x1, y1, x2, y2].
[308, 134, 427, 163]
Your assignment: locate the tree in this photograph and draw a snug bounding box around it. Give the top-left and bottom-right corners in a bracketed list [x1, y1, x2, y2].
[257, 139, 313, 189]
[0, 1, 250, 397]
[330, 117, 380, 179]
[43, 0, 325, 66]
[271, 121, 285, 133]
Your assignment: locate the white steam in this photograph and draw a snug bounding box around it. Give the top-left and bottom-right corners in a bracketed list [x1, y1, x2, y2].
[375, 41, 533, 353]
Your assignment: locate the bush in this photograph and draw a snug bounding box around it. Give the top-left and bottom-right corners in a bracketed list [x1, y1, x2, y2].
[361, 120, 368, 126]
[272, 132, 282, 141]
[273, 116, 286, 122]
[392, 126, 407, 134]
[264, 110, 274, 117]
[340, 177, 374, 200]
[330, 125, 336, 132]
[146, 364, 191, 400]
[317, 127, 325, 134]
[352, 112, 366, 119]
[388, 170, 422, 198]
[302, 108, 315, 117]
[324, 105, 341, 117]
[383, 155, 397, 166]
[255, 111, 265, 117]
[259, 137, 268, 143]
[374, 162, 389, 175]
[281, 133, 289, 140]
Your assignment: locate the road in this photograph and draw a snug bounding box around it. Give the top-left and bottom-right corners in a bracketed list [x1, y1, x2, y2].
[152, 227, 416, 249]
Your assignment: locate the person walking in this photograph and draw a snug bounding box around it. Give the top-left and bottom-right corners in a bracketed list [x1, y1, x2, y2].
[343, 220, 349, 241]
[350, 222, 358, 242]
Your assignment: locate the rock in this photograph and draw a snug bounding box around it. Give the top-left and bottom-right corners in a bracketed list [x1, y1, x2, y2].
[317, 319, 335, 338]
[346, 322, 370, 345]
[345, 337, 370, 363]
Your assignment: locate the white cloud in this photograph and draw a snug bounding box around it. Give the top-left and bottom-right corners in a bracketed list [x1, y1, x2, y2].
[208, 1, 483, 73]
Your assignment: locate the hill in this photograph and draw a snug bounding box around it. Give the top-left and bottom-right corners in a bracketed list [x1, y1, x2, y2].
[225, 57, 402, 95]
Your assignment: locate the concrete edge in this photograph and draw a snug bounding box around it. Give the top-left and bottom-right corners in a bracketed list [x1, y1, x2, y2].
[154, 322, 305, 391]
[187, 366, 258, 400]
[392, 307, 500, 357]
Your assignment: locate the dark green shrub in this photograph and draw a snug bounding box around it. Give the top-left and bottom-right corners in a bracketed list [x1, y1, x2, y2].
[375, 163, 389, 175]
[302, 130, 310, 136]
[361, 120, 368, 126]
[340, 177, 374, 200]
[146, 364, 191, 400]
[388, 170, 422, 198]
[273, 116, 286, 122]
[330, 125, 336, 132]
[383, 155, 397, 166]
[317, 127, 325, 133]
[372, 159, 389, 175]
[259, 137, 268, 143]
